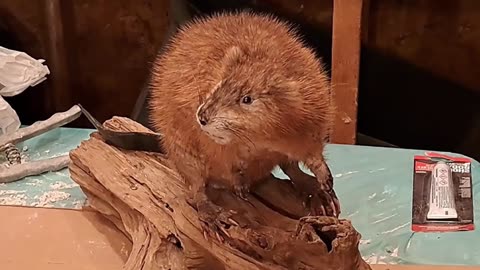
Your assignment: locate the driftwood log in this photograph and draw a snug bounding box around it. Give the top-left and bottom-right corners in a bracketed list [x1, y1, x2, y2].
[68, 116, 372, 270]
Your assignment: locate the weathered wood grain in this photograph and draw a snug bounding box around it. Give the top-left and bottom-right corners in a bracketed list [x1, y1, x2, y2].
[68, 116, 371, 269]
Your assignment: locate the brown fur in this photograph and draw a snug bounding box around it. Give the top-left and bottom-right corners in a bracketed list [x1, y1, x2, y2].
[148, 11, 335, 208]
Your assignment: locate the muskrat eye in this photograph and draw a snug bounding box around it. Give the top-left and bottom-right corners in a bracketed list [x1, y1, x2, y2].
[241, 95, 253, 104]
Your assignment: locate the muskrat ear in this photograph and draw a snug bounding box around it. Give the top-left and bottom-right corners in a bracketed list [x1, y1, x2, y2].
[267, 79, 301, 97]
[220, 46, 244, 74]
[268, 75, 299, 92]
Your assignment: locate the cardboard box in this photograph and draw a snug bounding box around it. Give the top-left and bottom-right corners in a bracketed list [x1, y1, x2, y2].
[0, 206, 477, 270]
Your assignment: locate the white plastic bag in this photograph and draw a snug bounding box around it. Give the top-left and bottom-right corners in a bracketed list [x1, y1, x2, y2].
[0, 95, 20, 138]
[0, 46, 50, 97]
[0, 46, 49, 138]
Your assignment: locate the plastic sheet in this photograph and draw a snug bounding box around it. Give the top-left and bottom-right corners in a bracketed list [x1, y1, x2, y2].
[0, 46, 50, 97]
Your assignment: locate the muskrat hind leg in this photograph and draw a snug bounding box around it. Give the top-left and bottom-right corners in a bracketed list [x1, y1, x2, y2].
[280, 160, 341, 217]
[304, 157, 341, 217]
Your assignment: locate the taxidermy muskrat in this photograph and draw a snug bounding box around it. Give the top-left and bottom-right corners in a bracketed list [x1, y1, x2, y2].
[146, 11, 339, 240]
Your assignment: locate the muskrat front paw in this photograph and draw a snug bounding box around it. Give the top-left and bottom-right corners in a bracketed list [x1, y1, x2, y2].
[233, 184, 250, 201]
[196, 200, 239, 243]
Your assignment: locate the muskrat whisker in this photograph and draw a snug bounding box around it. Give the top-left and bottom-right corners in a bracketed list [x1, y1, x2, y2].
[225, 125, 256, 150]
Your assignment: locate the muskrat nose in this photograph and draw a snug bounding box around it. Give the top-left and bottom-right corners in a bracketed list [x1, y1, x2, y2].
[199, 117, 208, 126]
[197, 111, 209, 126]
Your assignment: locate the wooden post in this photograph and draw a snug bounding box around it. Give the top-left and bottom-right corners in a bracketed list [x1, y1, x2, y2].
[44, 0, 71, 112]
[330, 0, 364, 144]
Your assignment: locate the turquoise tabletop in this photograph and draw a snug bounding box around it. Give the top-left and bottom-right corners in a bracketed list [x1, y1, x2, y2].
[0, 127, 478, 266]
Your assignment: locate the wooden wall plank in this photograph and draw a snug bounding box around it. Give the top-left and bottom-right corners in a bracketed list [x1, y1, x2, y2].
[44, 0, 71, 113]
[330, 0, 364, 144]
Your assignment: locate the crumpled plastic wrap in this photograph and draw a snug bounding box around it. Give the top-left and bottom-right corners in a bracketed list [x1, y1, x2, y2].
[0, 46, 50, 97]
[0, 95, 21, 137]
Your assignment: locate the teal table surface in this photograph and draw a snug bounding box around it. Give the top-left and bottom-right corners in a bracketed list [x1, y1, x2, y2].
[0, 127, 478, 266]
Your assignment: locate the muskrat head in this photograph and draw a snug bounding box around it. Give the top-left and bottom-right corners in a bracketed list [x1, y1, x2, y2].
[195, 46, 309, 146]
[195, 76, 269, 145]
